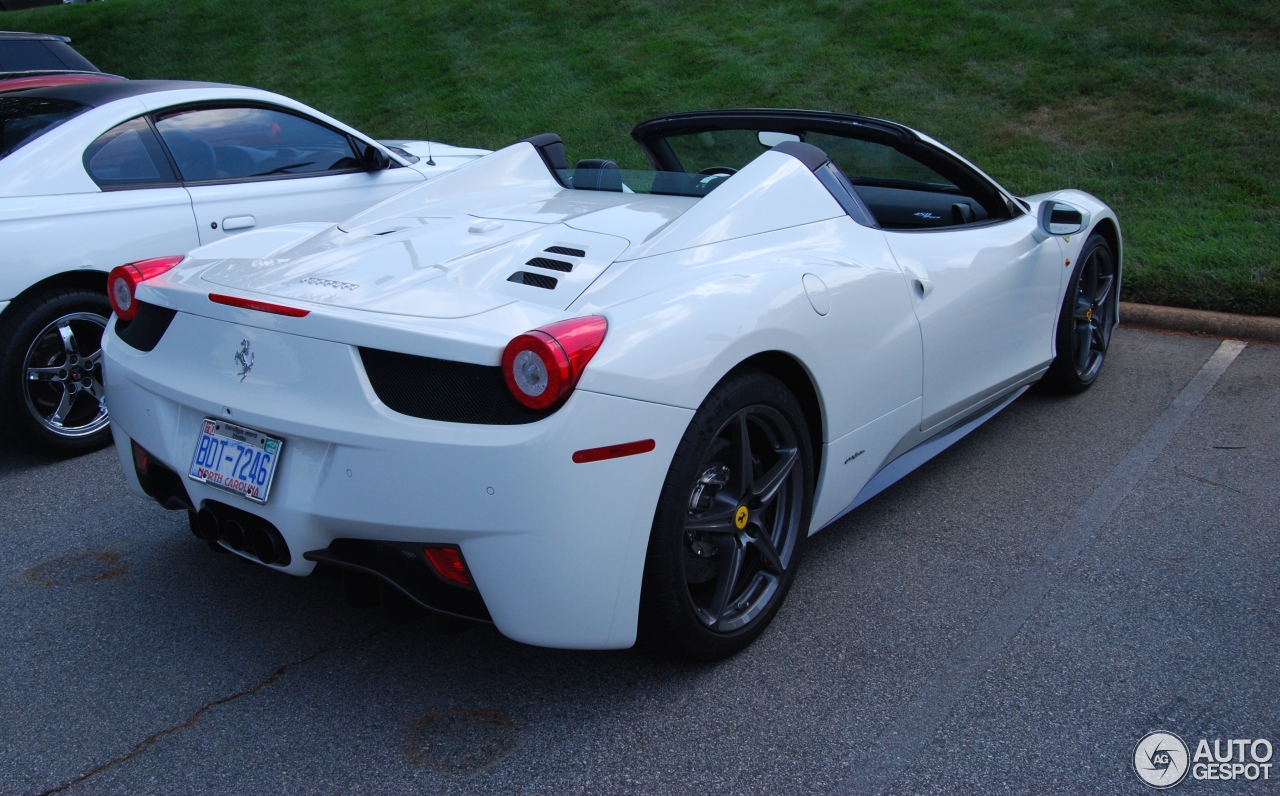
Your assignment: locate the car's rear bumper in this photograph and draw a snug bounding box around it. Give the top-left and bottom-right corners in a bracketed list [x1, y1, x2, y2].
[103, 311, 692, 649]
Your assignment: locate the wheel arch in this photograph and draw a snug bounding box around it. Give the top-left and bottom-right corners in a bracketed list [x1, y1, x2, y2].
[723, 350, 825, 491]
[1, 269, 108, 323]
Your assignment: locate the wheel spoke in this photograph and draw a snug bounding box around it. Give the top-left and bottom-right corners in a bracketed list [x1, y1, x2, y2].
[27, 365, 65, 382]
[50, 387, 76, 425]
[84, 349, 104, 368]
[58, 322, 80, 360]
[705, 535, 745, 627]
[1085, 254, 1098, 305]
[685, 506, 739, 535]
[1073, 295, 1092, 320]
[746, 522, 785, 575]
[1094, 273, 1114, 307]
[85, 379, 105, 401]
[1075, 323, 1092, 372]
[1092, 323, 1107, 352]
[735, 411, 753, 497]
[750, 447, 797, 509]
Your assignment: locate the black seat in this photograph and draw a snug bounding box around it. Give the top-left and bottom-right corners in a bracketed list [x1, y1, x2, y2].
[572, 159, 621, 192]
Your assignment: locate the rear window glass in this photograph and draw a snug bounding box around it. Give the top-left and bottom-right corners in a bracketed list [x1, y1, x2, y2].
[0, 96, 88, 160]
[0, 40, 70, 72]
[84, 117, 178, 188]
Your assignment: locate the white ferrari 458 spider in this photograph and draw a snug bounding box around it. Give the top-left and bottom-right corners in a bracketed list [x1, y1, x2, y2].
[102, 109, 1120, 659]
[0, 78, 485, 454]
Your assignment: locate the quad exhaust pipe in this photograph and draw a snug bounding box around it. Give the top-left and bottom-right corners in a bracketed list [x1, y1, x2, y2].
[194, 502, 290, 566]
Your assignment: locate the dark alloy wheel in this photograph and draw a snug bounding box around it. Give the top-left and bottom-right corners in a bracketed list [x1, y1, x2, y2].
[640, 370, 813, 660]
[0, 287, 113, 455]
[1045, 233, 1117, 393]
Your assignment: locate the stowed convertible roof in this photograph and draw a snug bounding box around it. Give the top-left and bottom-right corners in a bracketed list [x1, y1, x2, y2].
[6, 78, 234, 107]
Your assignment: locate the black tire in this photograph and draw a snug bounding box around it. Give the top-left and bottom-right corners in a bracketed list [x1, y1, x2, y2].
[0, 286, 113, 456]
[1044, 233, 1117, 393]
[639, 369, 814, 661]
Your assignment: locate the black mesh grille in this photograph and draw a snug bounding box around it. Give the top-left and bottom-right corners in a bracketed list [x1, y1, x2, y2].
[525, 257, 573, 273]
[545, 246, 586, 258]
[507, 271, 558, 289]
[358, 347, 554, 425]
[114, 302, 177, 352]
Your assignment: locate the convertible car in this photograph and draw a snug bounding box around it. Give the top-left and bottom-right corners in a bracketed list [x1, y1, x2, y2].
[0, 78, 486, 454]
[102, 109, 1120, 660]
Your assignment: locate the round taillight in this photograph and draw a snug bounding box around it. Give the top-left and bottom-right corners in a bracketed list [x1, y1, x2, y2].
[501, 316, 607, 410]
[107, 255, 185, 321]
[502, 331, 570, 410]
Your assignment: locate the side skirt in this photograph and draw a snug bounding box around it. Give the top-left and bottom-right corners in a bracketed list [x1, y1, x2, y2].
[822, 385, 1029, 528]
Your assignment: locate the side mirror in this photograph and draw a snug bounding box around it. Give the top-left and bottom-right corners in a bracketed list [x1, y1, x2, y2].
[758, 131, 802, 148]
[361, 144, 391, 172]
[1038, 199, 1090, 237]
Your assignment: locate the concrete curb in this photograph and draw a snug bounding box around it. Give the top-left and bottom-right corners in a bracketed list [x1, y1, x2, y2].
[1120, 302, 1280, 344]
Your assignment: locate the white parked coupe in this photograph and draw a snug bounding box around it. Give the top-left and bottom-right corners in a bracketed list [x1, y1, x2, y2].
[0, 78, 486, 453]
[102, 110, 1120, 659]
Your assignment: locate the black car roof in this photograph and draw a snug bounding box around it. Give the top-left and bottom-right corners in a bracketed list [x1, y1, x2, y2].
[7, 78, 234, 106]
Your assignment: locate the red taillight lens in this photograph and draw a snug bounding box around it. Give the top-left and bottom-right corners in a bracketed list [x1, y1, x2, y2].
[501, 315, 607, 410]
[107, 255, 184, 321]
[208, 294, 310, 317]
[423, 546, 471, 586]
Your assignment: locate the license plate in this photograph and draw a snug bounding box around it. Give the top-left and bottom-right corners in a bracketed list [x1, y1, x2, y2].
[187, 419, 283, 504]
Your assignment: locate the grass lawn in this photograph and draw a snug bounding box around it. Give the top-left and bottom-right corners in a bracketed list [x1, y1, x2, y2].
[9, 0, 1279, 315]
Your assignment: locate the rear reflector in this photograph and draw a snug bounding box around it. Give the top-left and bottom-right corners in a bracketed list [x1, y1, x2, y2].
[423, 546, 471, 586]
[130, 440, 149, 475]
[572, 439, 656, 464]
[209, 294, 310, 317]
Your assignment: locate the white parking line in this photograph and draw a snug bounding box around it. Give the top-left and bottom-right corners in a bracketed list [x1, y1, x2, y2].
[833, 339, 1247, 795]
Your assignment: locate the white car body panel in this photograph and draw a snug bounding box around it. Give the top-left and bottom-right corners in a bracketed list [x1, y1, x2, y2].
[0, 83, 486, 307]
[103, 121, 1122, 649]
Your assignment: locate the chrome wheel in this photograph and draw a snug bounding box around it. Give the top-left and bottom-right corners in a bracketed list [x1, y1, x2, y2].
[23, 311, 109, 438]
[681, 404, 804, 633]
[1068, 242, 1116, 382]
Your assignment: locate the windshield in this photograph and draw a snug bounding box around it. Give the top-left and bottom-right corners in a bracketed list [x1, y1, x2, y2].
[1, 96, 88, 160]
[553, 167, 725, 198]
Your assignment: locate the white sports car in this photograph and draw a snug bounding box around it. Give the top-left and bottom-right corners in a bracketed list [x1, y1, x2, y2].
[102, 109, 1120, 660]
[0, 78, 486, 454]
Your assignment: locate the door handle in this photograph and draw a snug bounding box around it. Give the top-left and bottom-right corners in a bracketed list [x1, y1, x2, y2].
[914, 278, 933, 298]
[222, 215, 256, 231]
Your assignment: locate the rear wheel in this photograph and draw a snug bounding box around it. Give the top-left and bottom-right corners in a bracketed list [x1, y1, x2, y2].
[0, 287, 112, 455]
[1044, 234, 1117, 393]
[640, 370, 813, 661]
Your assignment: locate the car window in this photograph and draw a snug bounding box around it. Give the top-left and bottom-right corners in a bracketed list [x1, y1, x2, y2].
[84, 117, 178, 189]
[661, 129, 775, 174]
[0, 96, 88, 160]
[805, 132, 955, 190]
[0, 40, 69, 72]
[153, 106, 360, 183]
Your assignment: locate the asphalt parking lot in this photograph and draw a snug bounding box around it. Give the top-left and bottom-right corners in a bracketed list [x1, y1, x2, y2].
[2, 327, 1276, 795]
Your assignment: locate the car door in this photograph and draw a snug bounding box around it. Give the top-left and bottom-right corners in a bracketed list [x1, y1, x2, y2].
[77, 115, 202, 269]
[882, 217, 1063, 431]
[151, 105, 424, 245]
[806, 132, 1063, 432]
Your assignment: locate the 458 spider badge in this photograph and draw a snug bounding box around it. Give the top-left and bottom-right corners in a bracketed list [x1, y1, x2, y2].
[234, 339, 254, 381]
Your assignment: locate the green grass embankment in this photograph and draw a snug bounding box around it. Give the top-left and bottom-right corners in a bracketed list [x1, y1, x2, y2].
[9, 0, 1279, 315]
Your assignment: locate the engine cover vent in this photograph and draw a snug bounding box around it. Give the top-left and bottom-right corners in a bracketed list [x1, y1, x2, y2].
[544, 246, 586, 258]
[507, 271, 558, 289]
[525, 257, 574, 273]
